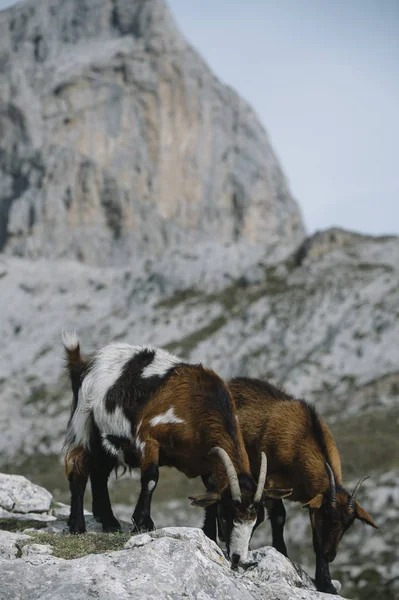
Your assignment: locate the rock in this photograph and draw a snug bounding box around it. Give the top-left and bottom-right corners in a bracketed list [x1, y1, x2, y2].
[21, 542, 53, 556]
[0, 530, 31, 560]
[0, 474, 52, 514]
[0, 508, 56, 522]
[0, 0, 305, 265]
[0, 525, 344, 600]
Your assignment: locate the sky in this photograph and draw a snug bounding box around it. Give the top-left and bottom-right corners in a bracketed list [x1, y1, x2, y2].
[1, 0, 398, 236]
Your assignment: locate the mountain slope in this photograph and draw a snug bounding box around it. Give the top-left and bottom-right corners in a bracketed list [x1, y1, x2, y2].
[0, 228, 398, 599]
[0, 0, 304, 264]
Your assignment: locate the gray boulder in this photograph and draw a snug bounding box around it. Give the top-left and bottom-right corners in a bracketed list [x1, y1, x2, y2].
[0, 473, 52, 514]
[0, 525, 343, 599]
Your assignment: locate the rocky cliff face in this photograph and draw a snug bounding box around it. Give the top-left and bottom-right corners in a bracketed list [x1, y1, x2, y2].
[0, 0, 304, 265]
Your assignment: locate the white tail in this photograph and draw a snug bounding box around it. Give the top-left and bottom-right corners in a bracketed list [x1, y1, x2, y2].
[62, 329, 79, 351]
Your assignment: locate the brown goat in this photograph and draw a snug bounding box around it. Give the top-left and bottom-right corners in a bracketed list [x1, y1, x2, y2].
[62, 333, 290, 566]
[220, 377, 377, 593]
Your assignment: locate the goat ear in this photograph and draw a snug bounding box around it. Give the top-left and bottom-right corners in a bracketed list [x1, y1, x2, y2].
[355, 501, 378, 528]
[303, 493, 323, 509]
[263, 488, 293, 500]
[189, 492, 221, 508]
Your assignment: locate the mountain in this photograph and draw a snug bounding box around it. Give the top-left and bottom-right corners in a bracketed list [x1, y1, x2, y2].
[0, 1, 397, 598]
[1, 228, 398, 599]
[0, 0, 304, 265]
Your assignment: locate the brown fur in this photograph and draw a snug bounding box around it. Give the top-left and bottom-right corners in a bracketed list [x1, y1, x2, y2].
[231, 378, 342, 503]
[135, 366, 250, 491]
[229, 377, 376, 591]
[65, 446, 87, 478]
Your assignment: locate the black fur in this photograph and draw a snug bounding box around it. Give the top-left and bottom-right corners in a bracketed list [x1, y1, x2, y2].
[300, 400, 331, 466]
[104, 349, 189, 424]
[203, 375, 238, 442]
[231, 376, 294, 406]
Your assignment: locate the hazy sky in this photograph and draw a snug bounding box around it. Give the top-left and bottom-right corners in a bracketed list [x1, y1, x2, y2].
[1, 0, 398, 236]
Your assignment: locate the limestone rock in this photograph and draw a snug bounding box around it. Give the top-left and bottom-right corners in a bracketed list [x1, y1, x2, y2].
[0, 0, 305, 265]
[0, 525, 344, 600]
[0, 473, 52, 514]
[0, 530, 31, 561]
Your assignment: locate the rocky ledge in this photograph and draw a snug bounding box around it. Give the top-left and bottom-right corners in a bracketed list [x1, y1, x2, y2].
[0, 473, 343, 599]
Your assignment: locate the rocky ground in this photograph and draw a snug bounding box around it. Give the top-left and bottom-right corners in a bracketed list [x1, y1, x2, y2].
[0, 228, 398, 599]
[0, 474, 343, 600]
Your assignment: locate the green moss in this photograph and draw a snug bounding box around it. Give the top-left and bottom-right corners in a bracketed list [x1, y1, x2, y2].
[333, 406, 399, 476]
[24, 375, 70, 409]
[25, 384, 48, 405]
[165, 315, 227, 358]
[0, 518, 48, 532]
[156, 288, 202, 310]
[356, 262, 394, 273]
[20, 532, 132, 560]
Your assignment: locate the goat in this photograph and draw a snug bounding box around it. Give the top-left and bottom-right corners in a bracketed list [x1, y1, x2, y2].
[62, 332, 290, 567]
[209, 377, 377, 593]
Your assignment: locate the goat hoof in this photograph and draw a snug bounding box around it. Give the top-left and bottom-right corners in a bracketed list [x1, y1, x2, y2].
[131, 516, 155, 533]
[316, 582, 337, 595]
[69, 525, 86, 535]
[102, 522, 122, 533]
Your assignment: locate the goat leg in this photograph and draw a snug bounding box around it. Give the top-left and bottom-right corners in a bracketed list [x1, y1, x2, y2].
[266, 499, 288, 557]
[312, 528, 338, 594]
[68, 470, 88, 534]
[201, 475, 218, 542]
[90, 454, 121, 532]
[132, 440, 159, 533]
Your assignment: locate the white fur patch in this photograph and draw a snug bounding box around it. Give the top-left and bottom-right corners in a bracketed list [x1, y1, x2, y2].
[141, 348, 182, 379]
[71, 343, 142, 447]
[135, 436, 146, 455]
[101, 434, 119, 457]
[148, 480, 156, 492]
[134, 420, 146, 455]
[229, 518, 257, 564]
[62, 329, 79, 350]
[68, 388, 91, 448]
[150, 407, 184, 427]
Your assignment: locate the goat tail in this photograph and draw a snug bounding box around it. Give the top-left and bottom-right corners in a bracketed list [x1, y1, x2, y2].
[62, 329, 88, 418]
[62, 329, 81, 365]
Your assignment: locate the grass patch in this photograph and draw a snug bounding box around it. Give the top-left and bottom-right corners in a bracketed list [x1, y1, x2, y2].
[333, 406, 399, 477]
[0, 518, 48, 532]
[156, 288, 202, 310]
[165, 315, 227, 357]
[20, 532, 132, 560]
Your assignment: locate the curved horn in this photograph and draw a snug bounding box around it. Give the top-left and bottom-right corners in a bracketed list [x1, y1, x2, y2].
[348, 476, 370, 512]
[325, 463, 336, 507]
[209, 447, 241, 503]
[254, 452, 268, 503]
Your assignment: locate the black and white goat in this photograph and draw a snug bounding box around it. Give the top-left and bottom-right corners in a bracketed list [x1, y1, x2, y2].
[62, 332, 290, 567]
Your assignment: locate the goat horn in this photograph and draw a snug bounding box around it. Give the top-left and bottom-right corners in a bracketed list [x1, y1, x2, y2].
[325, 463, 336, 507]
[209, 447, 241, 503]
[254, 452, 268, 503]
[348, 476, 370, 512]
